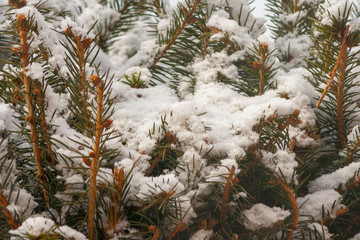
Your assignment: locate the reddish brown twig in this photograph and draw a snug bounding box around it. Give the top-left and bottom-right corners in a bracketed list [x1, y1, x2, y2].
[0, 191, 19, 230]
[149, 226, 161, 240]
[322, 207, 349, 222]
[270, 179, 298, 240]
[336, 26, 350, 149]
[148, 0, 201, 70]
[107, 168, 125, 232]
[17, 13, 49, 206]
[64, 28, 92, 135]
[346, 138, 360, 165]
[167, 221, 186, 240]
[154, 0, 162, 15]
[316, 26, 349, 142]
[258, 42, 268, 96]
[221, 166, 236, 227]
[88, 76, 105, 240]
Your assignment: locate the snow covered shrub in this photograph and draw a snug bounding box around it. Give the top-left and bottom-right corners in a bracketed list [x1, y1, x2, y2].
[1, 0, 360, 239]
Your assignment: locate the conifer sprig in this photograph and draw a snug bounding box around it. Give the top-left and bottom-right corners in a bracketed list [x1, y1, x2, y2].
[0, 190, 19, 230]
[88, 75, 105, 240]
[16, 12, 50, 205]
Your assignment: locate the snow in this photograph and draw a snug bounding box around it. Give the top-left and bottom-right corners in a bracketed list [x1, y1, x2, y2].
[26, 63, 44, 80]
[10, 217, 86, 240]
[306, 222, 333, 239]
[316, 0, 349, 26]
[350, 232, 360, 240]
[308, 162, 360, 193]
[262, 149, 298, 183]
[243, 203, 291, 231]
[59, 17, 95, 40]
[297, 189, 345, 221]
[190, 229, 213, 240]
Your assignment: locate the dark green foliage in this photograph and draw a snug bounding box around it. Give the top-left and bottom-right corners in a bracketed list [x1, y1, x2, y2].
[147, 0, 207, 89]
[307, 2, 360, 150]
[147, 115, 184, 177]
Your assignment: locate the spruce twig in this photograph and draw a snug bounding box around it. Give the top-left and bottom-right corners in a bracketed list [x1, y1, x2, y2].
[17, 13, 49, 205]
[149, 226, 161, 240]
[221, 165, 236, 227]
[107, 168, 125, 231]
[0, 190, 19, 230]
[88, 75, 105, 240]
[34, 81, 56, 165]
[167, 221, 186, 240]
[258, 42, 268, 95]
[99, 1, 133, 49]
[316, 26, 349, 108]
[336, 25, 350, 149]
[148, 0, 201, 70]
[270, 179, 298, 240]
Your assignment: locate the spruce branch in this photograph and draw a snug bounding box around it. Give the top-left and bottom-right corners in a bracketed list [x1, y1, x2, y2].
[270, 179, 298, 240]
[146, 131, 179, 177]
[316, 25, 349, 108]
[0, 190, 19, 230]
[221, 165, 236, 228]
[88, 75, 105, 240]
[153, 0, 162, 16]
[167, 221, 186, 240]
[34, 81, 56, 165]
[258, 42, 268, 96]
[148, 0, 201, 70]
[107, 168, 125, 232]
[316, 25, 350, 149]
[16, 13, 49, 205]
[149, 225, 160, 240]
[99, 0, 133, 50]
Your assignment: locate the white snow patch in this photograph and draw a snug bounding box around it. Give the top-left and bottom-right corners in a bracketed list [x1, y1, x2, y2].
[243, 203, 291, 231]
[297, 189, 345, 221]
[308, 162, 360, 193]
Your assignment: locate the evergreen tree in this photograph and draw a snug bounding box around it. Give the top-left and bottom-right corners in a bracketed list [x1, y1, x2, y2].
[1, 0, 360, 240]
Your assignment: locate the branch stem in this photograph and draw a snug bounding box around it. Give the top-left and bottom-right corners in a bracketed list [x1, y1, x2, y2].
[88, 80, 104, 240]
[17, 14, 49, 205]
[148, 0, 201, 70]
[0, 191, 19, 229]
[221, 166, 236, 227]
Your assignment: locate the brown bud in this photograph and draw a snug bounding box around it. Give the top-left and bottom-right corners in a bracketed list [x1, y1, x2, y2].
[8, 0, 25, 8]
[293, 109, 300, 117]
[90, 75, 101, 86]
[252, 61, 260, 69]
[148, 225, 156, 232]
[17, 14, 26, 24]
[25, 115, 31, 122]
[82, 157, 91, 166]
[102, 119, 113, 130]
[166, 132, 178, 144]
[33, 88, 41, 96]
[259, 42, 268, 54]
[64, 27, 72, 36]
[15, 94, 23, 101]
[82, 38, 92, 49]
[89, 152, 95, 158]
[12, 45, 20, 53]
